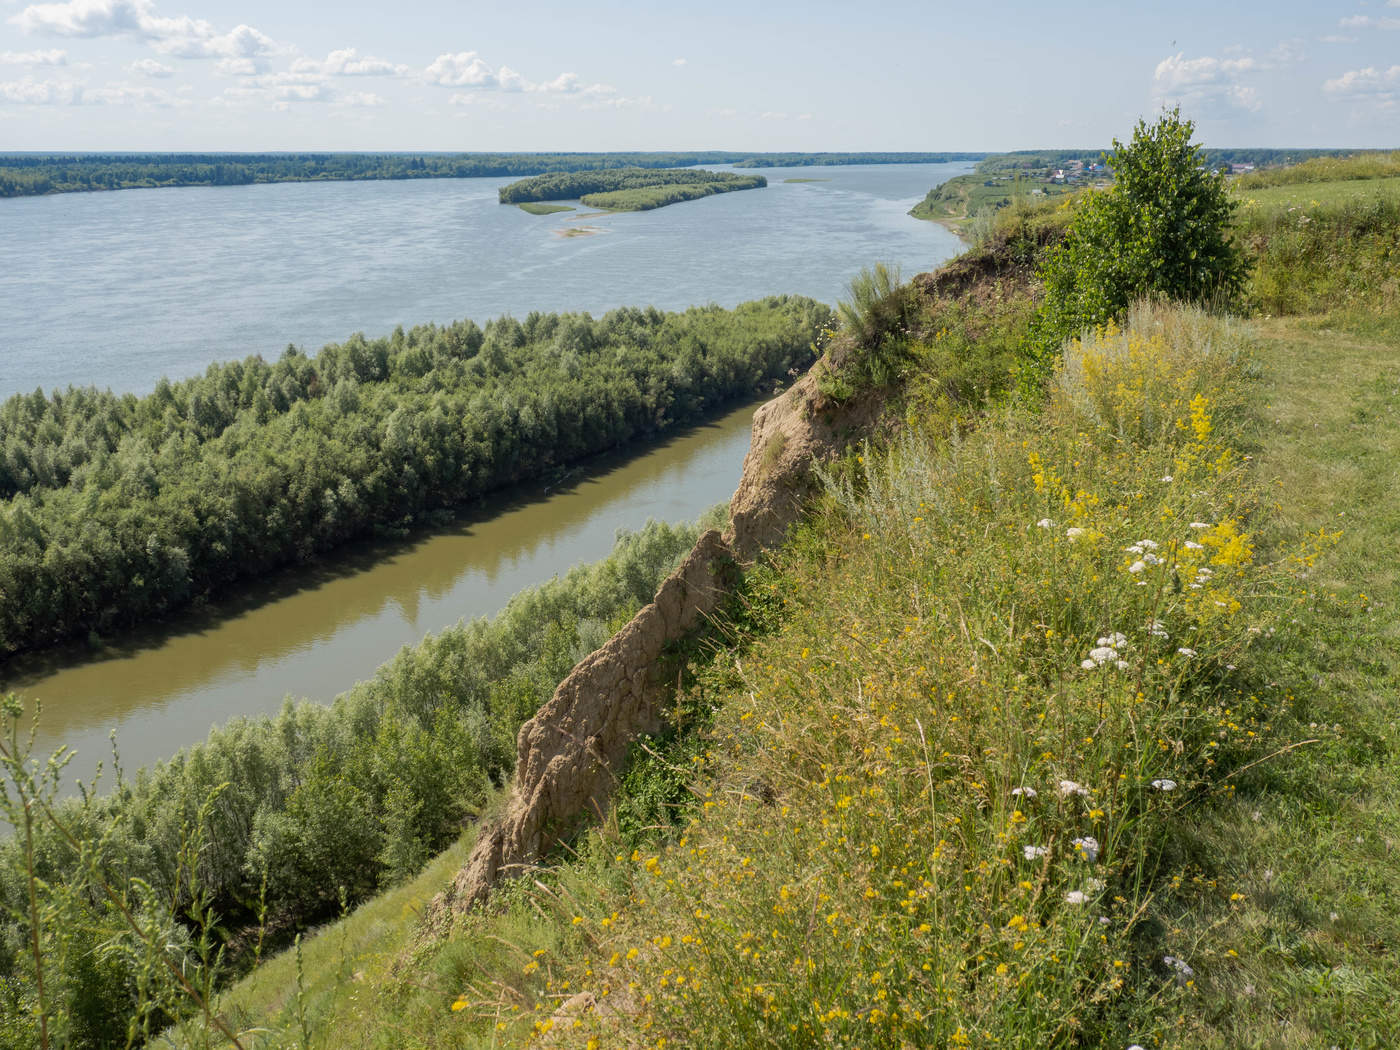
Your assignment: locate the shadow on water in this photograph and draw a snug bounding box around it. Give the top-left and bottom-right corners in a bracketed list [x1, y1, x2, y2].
[0, 397, 762, 783]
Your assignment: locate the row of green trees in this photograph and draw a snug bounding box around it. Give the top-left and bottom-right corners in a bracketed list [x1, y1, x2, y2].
[979, 146, 1372, 175]
[498, 167, 765, 205]
[0, 515, 711, 1048]
[0, 152, 981, 199]
[0, 296, 827, 656]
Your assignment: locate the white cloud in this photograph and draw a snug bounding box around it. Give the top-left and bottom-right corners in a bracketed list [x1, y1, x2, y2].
[128, 56, 171, 76]
[1152, 50, 1269, 114]
[1321, 34, 1358, 44]
[534, 71, 579, 93]
[9, 0, 282, 62]
[1340, 14, 1400, 30]
[155, 22, 278, 61]
[10, 0, 149, 38]
[760, 110, 788, 119]
[424, 51, 495, 87]
[423, 50, 611, 97]
[0, 48, 67, 65]
[215, 56, 263, 76]
[293, 47, 407, 77]
[0, 74, 80, 102]
[672, 57, 686, 67]
[1323, 65, 1400, 102]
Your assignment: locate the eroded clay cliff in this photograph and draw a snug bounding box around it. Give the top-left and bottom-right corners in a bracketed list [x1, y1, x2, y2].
[429, 362, 885, 922]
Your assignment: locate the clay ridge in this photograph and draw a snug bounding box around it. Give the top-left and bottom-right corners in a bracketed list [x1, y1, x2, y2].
[429, 367, 880, 921]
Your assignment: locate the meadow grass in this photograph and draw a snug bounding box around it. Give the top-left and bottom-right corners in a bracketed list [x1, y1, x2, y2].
[1234, 174, 1400, 214]
[1146, 314, 1400, 1048]
[1234, 152, 1400, 190]
[1234, 179, 1400, 317]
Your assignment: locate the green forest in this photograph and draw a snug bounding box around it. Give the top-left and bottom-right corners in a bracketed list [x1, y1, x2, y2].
[0, 296, 827, 658]
[497, 167, 765, 209]
[0, 514, 712, 1047]
[0, 152, 981, 199]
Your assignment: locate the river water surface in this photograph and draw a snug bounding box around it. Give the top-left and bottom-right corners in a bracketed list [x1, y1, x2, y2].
[0, 162, 968, 783]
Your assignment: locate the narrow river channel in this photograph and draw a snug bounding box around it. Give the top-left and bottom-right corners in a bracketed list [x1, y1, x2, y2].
[2, 399, 761, 787]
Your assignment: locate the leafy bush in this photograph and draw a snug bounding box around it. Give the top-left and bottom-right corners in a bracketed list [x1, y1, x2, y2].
[1026, 109, 1247, 370]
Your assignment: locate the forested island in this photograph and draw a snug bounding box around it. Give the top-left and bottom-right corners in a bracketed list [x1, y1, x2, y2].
[0, 296, 826, 657]
[499, 167, 766, 211]
[0, 151, 982, 199]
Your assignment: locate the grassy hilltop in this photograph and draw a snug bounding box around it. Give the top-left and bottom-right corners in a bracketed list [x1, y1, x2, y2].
[5, 125, 1400, 1049]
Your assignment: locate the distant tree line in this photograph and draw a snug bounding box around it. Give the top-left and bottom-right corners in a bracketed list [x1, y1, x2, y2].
[0, 152, 986, 199]
[729, 152, 985, 168]
[0, 296, 827, 656]
[979, 147, 1382, 174]
[499, 167, 765, 207]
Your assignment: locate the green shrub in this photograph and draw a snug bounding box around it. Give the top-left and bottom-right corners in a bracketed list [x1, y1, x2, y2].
[1026, 109, 1247, 372]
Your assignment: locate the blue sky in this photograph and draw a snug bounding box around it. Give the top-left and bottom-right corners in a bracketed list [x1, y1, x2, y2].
[0, 0, 1396, 150]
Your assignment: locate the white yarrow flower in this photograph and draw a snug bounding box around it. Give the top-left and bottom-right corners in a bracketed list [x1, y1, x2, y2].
[1151, 779, 1178, 791]
[1089, 646, 1119, 664]
[1189, 522, 1210, 529]
[1081, 658, 1097, 670]
[1097, 632, 1128, 647]
[1071, 836, 1100, 862]
[1065, 890, 1088, 905]
[1163, 955, 1195, 979]
[1058, 779, 1090, 798]
[1066, 527, 1086, 541]
[1177, 647, 1196, 657]
[1011, 786, 1038, 799]
[1036, 518, 1055, 528]
[1023, 845, 1048, 860]
[1128, 560, 1147, 574]
[1183, 540, 1204, 550]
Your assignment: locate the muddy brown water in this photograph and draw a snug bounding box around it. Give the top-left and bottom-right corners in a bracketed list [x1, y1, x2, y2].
[1, 400, 761, 788]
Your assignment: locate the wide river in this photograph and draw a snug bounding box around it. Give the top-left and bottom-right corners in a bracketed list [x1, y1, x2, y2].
[0, 162, 969, 784]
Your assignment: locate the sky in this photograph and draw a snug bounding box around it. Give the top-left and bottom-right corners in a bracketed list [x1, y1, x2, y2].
[0, 0, 1397, 151]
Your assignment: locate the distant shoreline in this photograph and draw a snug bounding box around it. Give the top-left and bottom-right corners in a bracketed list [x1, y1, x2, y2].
[0, 151, 987, 200]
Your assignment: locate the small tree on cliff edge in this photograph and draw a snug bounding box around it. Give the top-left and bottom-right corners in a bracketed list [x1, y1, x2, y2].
[1027, 107, 1247, 369]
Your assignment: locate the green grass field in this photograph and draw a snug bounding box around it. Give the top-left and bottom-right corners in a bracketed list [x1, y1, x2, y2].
[1235, 173, 1400, 213]
[911, 172, 1082, 235]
